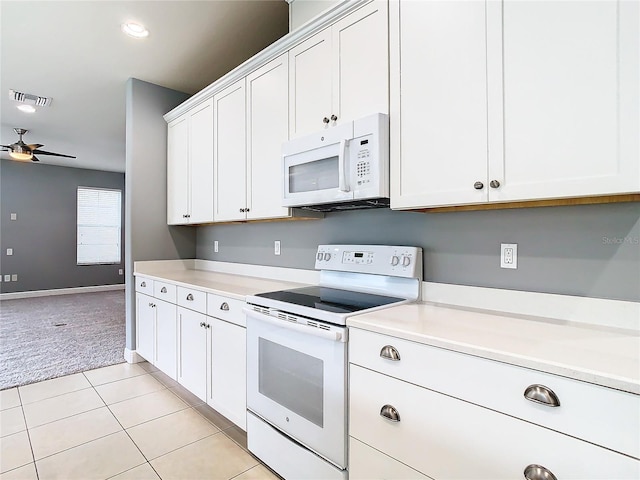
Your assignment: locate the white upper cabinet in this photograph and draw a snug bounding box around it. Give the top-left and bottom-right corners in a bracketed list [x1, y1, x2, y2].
[246, 53, 291, 220]
[391, 0, 640, 209]
[213, 80, 247, 222]
[289, 1, 389, 139]
[167, 99, 214, 224]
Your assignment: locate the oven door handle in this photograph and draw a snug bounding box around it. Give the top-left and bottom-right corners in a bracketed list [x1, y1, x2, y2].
[243, 307, 347, 343]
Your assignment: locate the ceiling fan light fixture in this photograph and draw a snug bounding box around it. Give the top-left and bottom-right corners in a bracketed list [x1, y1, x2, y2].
[121, 22, 149, 38]
[9, 150, 33, 161]
[17, 104, 36, 113]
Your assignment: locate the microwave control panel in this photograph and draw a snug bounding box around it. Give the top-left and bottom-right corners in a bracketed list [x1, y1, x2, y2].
[354, 134, 374, 187]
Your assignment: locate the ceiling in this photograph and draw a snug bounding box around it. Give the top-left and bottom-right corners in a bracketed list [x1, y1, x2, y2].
[0, 0, 289, 173]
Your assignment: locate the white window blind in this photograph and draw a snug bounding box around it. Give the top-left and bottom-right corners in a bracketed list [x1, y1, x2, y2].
[77, 187, 122, 265]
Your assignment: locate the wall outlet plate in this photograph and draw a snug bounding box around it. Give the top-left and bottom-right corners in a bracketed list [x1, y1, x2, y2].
[274, 240, 281, 256]
[11, 274, 18, 281]
[214, 240, 219, 253]
[6, 248, 13, 256]
[2, 275, 9, 282]
[10, 213, 17, 220]
[500, 243, 518, 269]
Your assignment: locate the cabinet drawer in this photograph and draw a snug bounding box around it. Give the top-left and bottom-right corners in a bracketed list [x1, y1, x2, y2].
[349, 328, 640, 458]
[207, 294, 245, 327]
[154, 281, 177, 303]
[176, 286, 207, 313]
[135, 276, 153, 294]
[349, 437, 431, 480]
[350, 364, 640, 480]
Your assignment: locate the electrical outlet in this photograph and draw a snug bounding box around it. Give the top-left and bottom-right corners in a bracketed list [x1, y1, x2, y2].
[274, 240, 281, 256]
[11, 274, 18, 281]
[6, 248, 13, 256]
[118, 269, 123, 275]
[3, 275, 10, 282]
[214, 241, 219, 253]
[10, 213, 17, 220]
[500, 243, 518, 269]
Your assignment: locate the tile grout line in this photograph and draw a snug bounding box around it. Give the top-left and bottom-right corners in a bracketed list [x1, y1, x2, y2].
[15, 386, 40, 480]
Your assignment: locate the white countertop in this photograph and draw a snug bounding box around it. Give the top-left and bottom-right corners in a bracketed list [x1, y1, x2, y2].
[348, 302, 640, 394]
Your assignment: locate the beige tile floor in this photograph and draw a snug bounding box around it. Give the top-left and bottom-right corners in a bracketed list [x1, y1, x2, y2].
[0, 362, 280, 480]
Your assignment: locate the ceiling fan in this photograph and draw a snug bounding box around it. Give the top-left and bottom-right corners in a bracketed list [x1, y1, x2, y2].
[1, 128, 76, 162]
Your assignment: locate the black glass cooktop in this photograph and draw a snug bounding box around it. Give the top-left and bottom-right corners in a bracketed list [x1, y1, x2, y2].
[255, 286, 404, 314]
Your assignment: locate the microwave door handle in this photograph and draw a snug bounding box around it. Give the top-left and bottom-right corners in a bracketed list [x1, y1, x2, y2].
[338, 139, 350, 192]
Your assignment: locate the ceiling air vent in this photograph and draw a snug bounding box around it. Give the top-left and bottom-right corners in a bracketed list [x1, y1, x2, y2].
[9, 89, 52, 107]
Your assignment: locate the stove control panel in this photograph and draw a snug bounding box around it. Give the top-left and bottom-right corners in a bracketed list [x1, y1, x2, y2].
[315, 245, 422, 278]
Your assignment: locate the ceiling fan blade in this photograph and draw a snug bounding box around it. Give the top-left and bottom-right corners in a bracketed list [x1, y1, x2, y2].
[31, 155, 40, 162]
[27, 144, 43, 150]
[32, 149, 76, 159]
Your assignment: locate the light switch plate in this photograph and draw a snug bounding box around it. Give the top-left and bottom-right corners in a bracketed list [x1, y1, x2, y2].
[10, 213, 17, 220]
[274, 240, 281, 256]
[214, 241, 219, 253]
[4, 275, 11, 282]
[6, 248, 13, 256]
[11, 274, 18, 281]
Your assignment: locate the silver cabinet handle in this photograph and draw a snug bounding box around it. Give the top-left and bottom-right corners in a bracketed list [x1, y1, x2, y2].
[246, 208, 250, 212]
[220, 302, 230, 311]
[380, 404, 400, 422]
[524, 464, 557, 480]
[323, 117, 330, 124]
[148, 302, 153, 307]
[490, 179, 501, 188]
[199, 322, 206, 327]
[240, 208, 245, 212]
[474, 181, 484, 190]
[524, 384, 560, 407]
[140, 281, 146, 287]
[160, 287, 167, 293]
[206, 323, 211, 329]
[330, 114, 338, 121]
[186, 293, 194, 301]
[380, 345, 401, 361]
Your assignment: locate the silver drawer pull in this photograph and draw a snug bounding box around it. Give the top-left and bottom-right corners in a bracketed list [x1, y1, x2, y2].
[140, 281, 146, 287]
[220, 302, 230, 311]
[379, 404, 400, 422]
[524, 464, 557, 480]
[524, 384, 560, 407]
[186, 293, 194, 301]
[199, 322, 206, 327]
[161, 287, 167, 293]
[380, 345, 401, 361]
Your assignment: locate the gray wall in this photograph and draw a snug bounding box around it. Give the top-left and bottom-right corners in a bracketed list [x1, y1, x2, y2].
[0, 159, 125, 293]
[196, 203, 640, 302]
[125, 78, 194, 350]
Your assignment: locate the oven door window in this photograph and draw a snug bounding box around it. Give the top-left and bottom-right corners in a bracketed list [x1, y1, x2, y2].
[258, 338, 323, 427]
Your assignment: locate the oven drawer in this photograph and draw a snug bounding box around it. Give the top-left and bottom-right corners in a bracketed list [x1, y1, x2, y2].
[350, 364, 640, 480]
[135, 276, 153, 294]
[177, 286, 207, 313]
[349, 328, 639, 458]
[207, 294, 245, 327]
[153, 281, 177, 303]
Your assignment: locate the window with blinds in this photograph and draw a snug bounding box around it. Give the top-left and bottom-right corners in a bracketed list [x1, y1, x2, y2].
[77, 187, 122, 265]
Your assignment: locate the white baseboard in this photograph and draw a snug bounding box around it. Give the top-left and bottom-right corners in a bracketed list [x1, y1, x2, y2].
[0, 284, 125, 301]
[123, 348, 145, 364]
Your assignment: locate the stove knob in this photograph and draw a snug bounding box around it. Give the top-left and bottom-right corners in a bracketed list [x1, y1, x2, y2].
[324, 252, 332, 261]
[391, 255, 400, 266]
[402, 256, 411, 267]
[317, 252, 323, 261]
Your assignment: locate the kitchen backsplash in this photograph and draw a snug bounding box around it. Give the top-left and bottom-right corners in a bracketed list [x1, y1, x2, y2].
[196, 202, 640, 302]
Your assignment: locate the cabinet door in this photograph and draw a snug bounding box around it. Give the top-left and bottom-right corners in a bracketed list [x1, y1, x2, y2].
[332, 1, 389, 124]
[135, 293, 155, 363]
[209, 317, 246, 430]
[390, 0, 489, 209]
[188, 98, 214, 223]
[246, 53, 290, 220]
[177, 307, 208, 401]
[154, 299, 177, 380]
[214, 80, 247, 222]
[167, 115, 189, 224]
[289, 27, 332, 138]
[488, 0, 639, 201]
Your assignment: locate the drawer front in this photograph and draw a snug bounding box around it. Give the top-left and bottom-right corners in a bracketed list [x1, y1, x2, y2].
[349, 437, 431, 480]
[135, 276, 153, 294]
[207, 294, 245, 327]
[350, 364, 640, 480]
[177, 286, 207, 313]
[349, 328, 640, 458]
[154, 281, 177, 303]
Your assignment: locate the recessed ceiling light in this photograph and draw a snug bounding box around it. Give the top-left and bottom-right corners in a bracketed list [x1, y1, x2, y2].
[121, 22, 149, 39]
[17, 104, 36, 113]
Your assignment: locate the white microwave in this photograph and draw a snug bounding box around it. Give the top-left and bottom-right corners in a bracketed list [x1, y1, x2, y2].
[282, 113, 389, 211]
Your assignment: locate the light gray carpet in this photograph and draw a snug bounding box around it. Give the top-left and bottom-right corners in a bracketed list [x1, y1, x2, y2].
[0, 290, 126, 390]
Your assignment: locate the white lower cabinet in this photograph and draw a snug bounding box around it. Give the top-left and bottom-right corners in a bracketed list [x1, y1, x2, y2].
[348, 328, 640, 479]
[135, 293, 155, 363]
[209, 317, 246, 430]
[177, 306, 209, 401]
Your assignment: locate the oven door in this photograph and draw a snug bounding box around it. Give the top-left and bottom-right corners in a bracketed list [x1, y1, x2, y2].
[245, 308, 348, 468]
